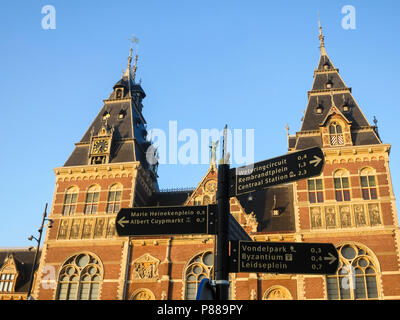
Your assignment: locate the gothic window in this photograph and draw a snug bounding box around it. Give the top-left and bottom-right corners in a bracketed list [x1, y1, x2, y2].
[84, 185, 100, 214]
[326, 244, 379, 300]
[63, 186, 78, 216]
[333, 170, 351, 201]
[107, 184, 122, 213]
[329, 122, 344, 146]
[184, 251, 213, 300]
[308, 178, 324, 203]
[56, 253, 102, 300]
[360, 168, 378, 200]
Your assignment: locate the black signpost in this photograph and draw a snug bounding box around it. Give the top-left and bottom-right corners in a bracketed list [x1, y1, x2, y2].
[229, 241, 339, 275]
[115, 204, 217, 237]
[115, 126, 339, 301]
[229, 146, 324, 197]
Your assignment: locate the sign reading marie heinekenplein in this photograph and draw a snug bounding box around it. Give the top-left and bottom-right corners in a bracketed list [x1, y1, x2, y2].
[116, 205, 217, 237]
[229, 147, 324, 197]
[229, 240, 339, 275]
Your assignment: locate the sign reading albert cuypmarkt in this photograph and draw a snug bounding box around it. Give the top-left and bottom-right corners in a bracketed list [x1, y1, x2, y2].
[116, 205, 217, 237]
[229, 146, 324, 197]
[229, 240, 339, 275]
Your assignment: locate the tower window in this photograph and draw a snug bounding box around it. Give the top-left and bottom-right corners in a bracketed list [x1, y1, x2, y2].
[326, 81, 333, 89]
[360, 169, 378, 200]
[118, 109, 126, 119]
[116, 89, 123, 99]
[107, 184, 122, 213]
[329, 122, 344, 146]
[333, 170, 351, 201]
[84, 185, 100, 214]
[308, 178, 324, 203]
[102, 111, 110, 121]
[63, 187, 78, 215]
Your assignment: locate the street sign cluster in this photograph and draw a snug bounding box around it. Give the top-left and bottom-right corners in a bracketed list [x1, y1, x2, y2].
[115, 146, 338, 299]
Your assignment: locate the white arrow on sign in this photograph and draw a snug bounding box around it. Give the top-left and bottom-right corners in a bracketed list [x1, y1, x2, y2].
[324, 252, 337, 265]
[309, 155, 322, 167]
[118, 217, 129, 228]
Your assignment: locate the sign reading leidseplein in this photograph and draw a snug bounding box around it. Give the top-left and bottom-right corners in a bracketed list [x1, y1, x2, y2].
[229, 147, 324, 197]
[115, 205, 217, 237]
[229, 241, 339, 275]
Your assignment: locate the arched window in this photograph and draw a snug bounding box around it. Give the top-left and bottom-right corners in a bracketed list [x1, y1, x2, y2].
[56, 253, 102, 300]
[184, 251, 213, 300]
[360, 168, 378, 200]
[333, 170, 350, 201]
[63, 186, 78, 216]
[84, 185, 100, 214]
[107, 184, 122, 213]
[326, 243, 379, 300]
[329, 122, 344, 146]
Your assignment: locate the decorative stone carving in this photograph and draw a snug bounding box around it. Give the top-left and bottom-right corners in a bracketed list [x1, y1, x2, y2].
[132, 254, 160, 281]
[245, 212, 258, 232]
[263, 286, 292, 300]
[130, 289, 155, 300]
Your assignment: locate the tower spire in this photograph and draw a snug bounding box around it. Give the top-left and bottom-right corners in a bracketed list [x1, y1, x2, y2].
[124, 35, 139, 79]
[318, 13, 327, 56]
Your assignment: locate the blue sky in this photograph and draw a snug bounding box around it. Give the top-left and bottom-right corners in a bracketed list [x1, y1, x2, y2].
[1, 1, 399, 247]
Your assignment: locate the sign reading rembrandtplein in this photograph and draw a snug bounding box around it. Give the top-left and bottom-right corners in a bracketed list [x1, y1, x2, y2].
[229, 241, 339, 275]
[116, 205, 217, 237]
[229, 147, 324, 197]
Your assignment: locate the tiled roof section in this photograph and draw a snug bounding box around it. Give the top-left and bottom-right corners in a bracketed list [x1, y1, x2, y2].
[0, 249, 41, 293]
[237, 184, 295, 233]
[147, 190, 193, 207]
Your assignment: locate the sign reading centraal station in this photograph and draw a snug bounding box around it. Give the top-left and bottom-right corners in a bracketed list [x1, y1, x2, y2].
[229, 147, 324, 197]
[116, 205, 217, 237]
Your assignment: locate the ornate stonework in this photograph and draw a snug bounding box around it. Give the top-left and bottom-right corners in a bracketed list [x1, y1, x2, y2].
[132, 254, 160, 281]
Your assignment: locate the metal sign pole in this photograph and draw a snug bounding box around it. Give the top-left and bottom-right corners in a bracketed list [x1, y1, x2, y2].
[215, 125, 230, 300]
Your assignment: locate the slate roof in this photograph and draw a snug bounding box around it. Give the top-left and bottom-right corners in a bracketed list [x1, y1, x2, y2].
[64, 74, 152, 170]
[237, 184, 295, 233]
[292, 36, 382, 149]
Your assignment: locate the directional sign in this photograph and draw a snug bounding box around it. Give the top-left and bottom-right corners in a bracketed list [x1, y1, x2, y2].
[229, 147, 324, 197]
[229, 241, 339, 275]
[116, 205, 217, 237]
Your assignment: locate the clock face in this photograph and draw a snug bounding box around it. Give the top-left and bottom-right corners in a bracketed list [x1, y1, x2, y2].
[93, 140, 109, 154]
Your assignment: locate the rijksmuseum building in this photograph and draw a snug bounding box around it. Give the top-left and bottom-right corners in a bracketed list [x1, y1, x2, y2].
[8, 25, 399, 300]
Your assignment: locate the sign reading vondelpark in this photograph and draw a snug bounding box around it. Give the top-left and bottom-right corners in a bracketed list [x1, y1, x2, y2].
[116, 205, 217, 237]
[229, 240, 339, 275]
[229, 147, 324, 197]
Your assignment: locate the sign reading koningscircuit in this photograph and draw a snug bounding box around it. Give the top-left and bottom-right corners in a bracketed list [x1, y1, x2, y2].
[229, 147, 324, 197]
[116, 205, 217, 237]
[229, 240, 339, 275]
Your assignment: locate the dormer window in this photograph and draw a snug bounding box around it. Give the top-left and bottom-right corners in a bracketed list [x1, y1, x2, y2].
[326, 80, 333, 89]
[342, 104, 349, 112]
[323, 63, 330, 70]
[329, 122, 344, 145]
[0, 273, 15, 292]
[118, 109, 126, 119]
[316, 105, 323, 114]
[102, 111, 110, 121]
[116, 88, 123, 99]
